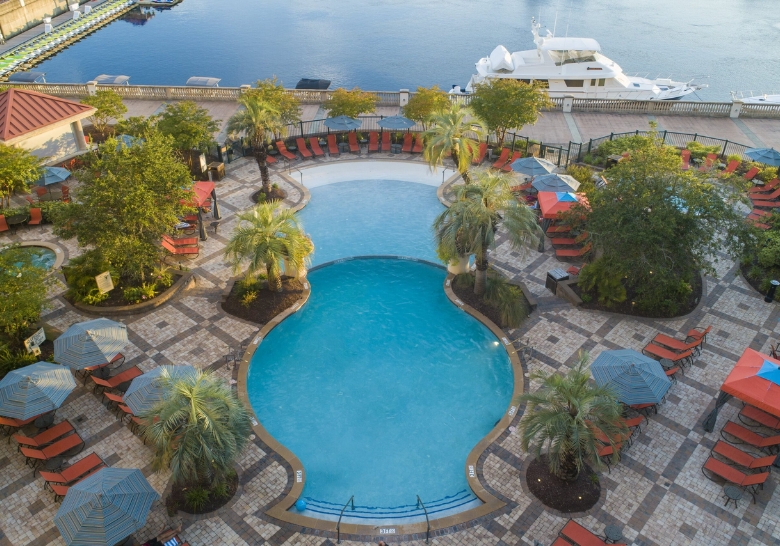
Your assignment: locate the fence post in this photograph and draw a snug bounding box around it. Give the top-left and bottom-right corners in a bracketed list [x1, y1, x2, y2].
[663, 130, 668, 144]
[609, 133, 614, 141]
[299, 121, 304, 138]
[566, 141, 572, 166]
[721, 140, 729, 158]
[511, 133, 516, 152]
[693, 133, 698, 142]
[399, 89, 409, 107]
[86, 81, 97, 96]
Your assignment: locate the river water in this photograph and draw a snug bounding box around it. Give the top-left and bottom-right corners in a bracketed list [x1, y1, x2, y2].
[33, 0, 780, 100]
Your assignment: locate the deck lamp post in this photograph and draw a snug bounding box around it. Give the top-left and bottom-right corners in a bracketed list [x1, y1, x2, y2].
[765, 280, 780, 303]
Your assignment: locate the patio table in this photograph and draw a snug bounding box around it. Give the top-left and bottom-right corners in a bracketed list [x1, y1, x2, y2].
[6, 214, 28, 228]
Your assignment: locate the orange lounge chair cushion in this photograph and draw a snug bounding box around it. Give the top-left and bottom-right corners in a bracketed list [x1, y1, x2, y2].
[13, 420, 74, 448]
[21, 433, 83, 460]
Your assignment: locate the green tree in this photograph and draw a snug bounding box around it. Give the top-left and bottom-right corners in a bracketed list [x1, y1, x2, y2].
[157, 101, 219, 153]
[0, 245, 51, 344]
[516, 352, 627, 481]
[52, 133, 193, 281]
[81, 89, 127, 136]
[226, 94, 285, 196]
[423, 103, 486, 184]
[0, 144, 41, 208]
[403, 86, 450, 129]
[433, 170, 541, 295]
[566, 164, 597, 196]
[143, 369, 251, 487]
[251, 77, 301, 128]
[469, 79, 553, 146]
[323, 87, 379, 118]
[578, 129, 750, 315]
[115, 115, 159, 138]
[224, 201, 313, 292]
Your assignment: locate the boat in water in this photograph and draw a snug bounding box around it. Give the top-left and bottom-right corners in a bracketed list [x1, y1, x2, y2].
[731, 91, 780, 105]
[451, 18, 705, 101]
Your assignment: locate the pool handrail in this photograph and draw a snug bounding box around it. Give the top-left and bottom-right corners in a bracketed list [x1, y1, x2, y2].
[336, 495, 355, 544]
[416, 495, 430, 544]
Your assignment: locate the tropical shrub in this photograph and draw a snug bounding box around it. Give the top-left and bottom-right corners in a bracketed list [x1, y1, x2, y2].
[484, 273, 529, 328]
[577, 259, 627, 307]
[403, 86, 449, 129]
[184, 487, 210, 511]
[516, 351, 627, 480]
[81, 89, 127, 136]
[685, 141, 720, 161]
[0, 245, 52, 344]
[423, 103, 486, 184]
[323, 87, 378, 118]
[240, 290, 258, 307]
[566, 164, 596, 195]
[0, 144, 41, 208]
[0, 342, 38, 379]
[61, 252, 117, 305]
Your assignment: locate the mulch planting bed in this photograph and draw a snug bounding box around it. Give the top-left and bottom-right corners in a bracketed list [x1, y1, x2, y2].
[571, 272, 702, 319]
[526, 456, 601, 513]
[251, 187, 288, 203]
[64, 278, 171, 308]
[450, 276, 506, 328]
[168, 471, 239, 515]
[222, 277, 305, 325]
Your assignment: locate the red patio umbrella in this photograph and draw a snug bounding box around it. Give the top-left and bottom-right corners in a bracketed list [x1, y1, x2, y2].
[537, 191, 588, 220]
[180, 182, 219, 241]
[721, 348, 780, 418]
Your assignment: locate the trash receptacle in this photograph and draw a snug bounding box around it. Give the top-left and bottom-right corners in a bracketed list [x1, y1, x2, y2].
[207, 162, 225, 181]
[546, 268, 569, 294]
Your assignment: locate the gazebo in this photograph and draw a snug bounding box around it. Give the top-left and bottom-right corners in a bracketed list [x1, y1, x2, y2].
[185, 181, 221, 240]
[0, 89, 95, 164]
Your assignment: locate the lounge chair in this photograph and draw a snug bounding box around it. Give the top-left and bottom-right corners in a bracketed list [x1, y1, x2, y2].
[40, 452, 106, 501]
[555, 243, 592, 258]
[665, 366, 681, 383]
[744, 167, 760, 180]
[559, 519, 625, 546]
[296, 138, 313, 158]
[162, 239, 199, 258]
[685, 325, 711, 345]
[720, 160, 739, 176]
[381, 131, 391, 152]
[739, 405, 780, 430]
[597, 444, 621, 472]
[402, 133, 413, 153]
[750, 187, 780, 202]
[748, 217, 771, 230]
[721, 421, 780, 453]
[472, 142, 487, 165]
[501, 151, 523, 172]
[368, 132, 379, 153]
[567, 265, 581, 276]
[116, 404, 134, 423]
[348, 132, 360, 153]
[265, 153, 277, 164]
[34, 187, 47, 198]
[308, 137, 325, 157]
[13, 420, 74, 449]
[102, 391, 125, 413]
[275, 141, 296, 161]
[642, 343, 694, 367]
[629, 403, 657, 416]
[711, 440, 776, 470]
[551, 232, 588, 247]
[28, 208, 42, 227]
[491, 148, 511, 169]
[163, 234, 198, 247]
[552, 539, 571, 546]
[699, 153, 718, 172]
[61, 185, 70, 202]
[20, 433, 84, 469]
[412, 134, 423, 153]
[701, 457, 769, 502]
[327, 134, 339, 156]
[750, 200, 780, 209]
[90, 366, 143, 394]
[0, 215, 8, 233]
[546, 225, 572, 234]
[680, 149, 691, 170]
[48, 464, 105, 502]
[652, 333, 702, 356]
[77, 353, 125, 385]
[748, 178, 780, 194]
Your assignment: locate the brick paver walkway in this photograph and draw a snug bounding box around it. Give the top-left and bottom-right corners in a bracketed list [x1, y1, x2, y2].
[0, 151, 777, 546]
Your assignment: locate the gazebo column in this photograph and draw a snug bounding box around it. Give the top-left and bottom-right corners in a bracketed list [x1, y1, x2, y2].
[211, 189, 221, 220]
[71, 120, 87, 151]
[197, 209, 207, 241]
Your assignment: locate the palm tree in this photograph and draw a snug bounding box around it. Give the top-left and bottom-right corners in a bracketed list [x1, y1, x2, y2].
[223, 201, 313, 291]
[423, 103, 486, 185]
[516, 352, 628, 481]
[433, 170, 541, 295]
[226, 94, 286, 196]
[142, 369, 252, 486]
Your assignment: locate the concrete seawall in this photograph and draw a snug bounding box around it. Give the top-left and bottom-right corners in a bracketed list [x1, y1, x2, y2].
[0, 0, 87, 40]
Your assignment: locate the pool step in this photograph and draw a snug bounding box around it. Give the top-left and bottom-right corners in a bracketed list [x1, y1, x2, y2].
[297, 490, 477, 521]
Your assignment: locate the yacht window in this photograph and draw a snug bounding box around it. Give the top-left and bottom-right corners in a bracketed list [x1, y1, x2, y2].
[598, 78, 605, 86]
[548, 50, 598, 66]
[633, 83, 641, 88]
[565, 80, 584, 88]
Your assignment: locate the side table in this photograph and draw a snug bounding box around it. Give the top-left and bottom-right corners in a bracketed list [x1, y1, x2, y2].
[723, 485, 743, 508]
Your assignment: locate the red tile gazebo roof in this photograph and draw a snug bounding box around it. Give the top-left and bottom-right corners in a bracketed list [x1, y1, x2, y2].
[0, 89, 95, 143]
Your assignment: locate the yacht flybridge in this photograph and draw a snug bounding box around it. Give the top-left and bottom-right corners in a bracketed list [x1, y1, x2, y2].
[451, 19, 705, 100]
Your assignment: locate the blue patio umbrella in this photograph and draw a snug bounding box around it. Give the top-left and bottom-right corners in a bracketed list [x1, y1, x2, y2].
[590, 349, 671, 405]
[123, 365, 197, 415]
[377, 115, 415, 130]
[509, 156, 557, 177]
[0, 362, 76, 420]
[54, 318, 128, 371]
[745, 147, 780, 167]
[55, 468, 160, 546]
[532, 173, 581, 193]
[116, 134, 144, 150]
[36, 167, 71, 187]
[323, 115, 361, 131]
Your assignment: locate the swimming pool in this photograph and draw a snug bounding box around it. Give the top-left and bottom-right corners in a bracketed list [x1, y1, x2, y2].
[246, 259, 513, 523]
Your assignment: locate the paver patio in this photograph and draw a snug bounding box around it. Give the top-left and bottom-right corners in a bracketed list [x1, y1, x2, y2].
[0, 149, 778, 546]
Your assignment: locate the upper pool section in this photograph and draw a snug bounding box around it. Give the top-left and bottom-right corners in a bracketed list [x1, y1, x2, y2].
[297, 161, 448, 266]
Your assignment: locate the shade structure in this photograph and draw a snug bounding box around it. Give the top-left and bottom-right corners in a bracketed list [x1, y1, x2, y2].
[123, 364, 197, 415]
[55, 468, 159, 546]
[745, 147, 780, 167]
[509, 156, 557, 177]
[532, 173, 581, 193]
[115, 134, 143, 150]
[191, 181, 215, 208]
[591, 349, 671, 405]
[721, 348, 780, 418]
[537, 191, 588, 219]
[36, 166, 71, 186]
[377, 115, 415, 130]
[54, 318, 128, 371]
[0, 362, 75, 420]
[323, 115, 361, 131]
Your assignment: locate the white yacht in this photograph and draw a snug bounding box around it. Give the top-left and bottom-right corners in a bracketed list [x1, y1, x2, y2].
[731, 91, 780, 105]
[452, 18, 704, 100]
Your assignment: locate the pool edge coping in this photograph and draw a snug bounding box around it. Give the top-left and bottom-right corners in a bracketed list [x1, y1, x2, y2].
[235, 260, 523, 538]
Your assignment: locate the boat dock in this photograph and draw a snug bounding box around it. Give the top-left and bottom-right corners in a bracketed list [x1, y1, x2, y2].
[137, 0, 181, 7]
[0, 0, 135, 81]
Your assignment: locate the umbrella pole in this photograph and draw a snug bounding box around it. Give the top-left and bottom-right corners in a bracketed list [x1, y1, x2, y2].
[198, 209, 207, 241]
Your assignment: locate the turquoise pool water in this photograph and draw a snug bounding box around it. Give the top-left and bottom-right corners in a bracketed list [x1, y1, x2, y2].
[247, 259, 513, 521]
[299, 179, 442, 266]
[1, 246, 56, 270]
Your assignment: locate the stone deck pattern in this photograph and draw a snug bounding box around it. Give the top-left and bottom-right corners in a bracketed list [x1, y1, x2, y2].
[0, 149, 778, 546]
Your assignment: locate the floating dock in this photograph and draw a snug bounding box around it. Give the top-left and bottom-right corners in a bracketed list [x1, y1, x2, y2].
[137, 0, 181, 7]
[0, 0, 135, 81]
